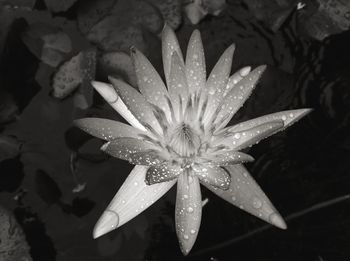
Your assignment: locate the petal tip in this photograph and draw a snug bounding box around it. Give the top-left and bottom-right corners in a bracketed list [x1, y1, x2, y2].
[269, 212, 287, 230]
[93, 209, 120, 239]
[92, 81, 118, 104]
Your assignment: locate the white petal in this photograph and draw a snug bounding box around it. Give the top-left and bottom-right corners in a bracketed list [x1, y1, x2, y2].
[213, 65, 266, 129]
[213, 120, 284, 150]
[168, 52, 189, 119]
[185, 29, 206, 94]
[74, 118, 143, 140]
[175, 173, 202, 255]
[204, 44, 235, 124]
[102, 137, 161, 165]
[203, 164, 287, 229]
[92, 81, 146, 131]
[162, 24, 184, 87]
[225, 66, 251, 96]
[194, 165, 231, 190]
[93, 165, 176, 238]
[228, 109, 312, 133]
[109, 77, 162, 133]
[130, 47, 170, 117]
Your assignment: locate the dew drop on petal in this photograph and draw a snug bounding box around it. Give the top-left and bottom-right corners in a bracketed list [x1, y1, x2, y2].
[252, 197, 263, 209]
[190, 229, 196, 234]
[183, 234, 189, 240]
[231, 196, 236, 201]
[234, 133, 241, 139]
[187, 207, 194, 213]
[281, 115, 287, 121]
[105, 209, 119, 230]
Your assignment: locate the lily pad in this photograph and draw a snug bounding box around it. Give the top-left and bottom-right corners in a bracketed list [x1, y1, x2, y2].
[0, 135, 22, 162]
[52, 49, 96, 99]
[44, 0, 78, 13]
[0, 206, 32, 261]
[149, 0, 182, 29]
[99, 51, 137, 87]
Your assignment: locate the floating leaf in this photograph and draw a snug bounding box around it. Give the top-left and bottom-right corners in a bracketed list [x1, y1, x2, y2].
[184, 0, 226, 25]
[35, 169, 62, 206]
[52, 49, 96, 99]
[77, 0, 115, 35]
[149, 0, 182, 29]
[0, 92, 19, 125]
[22, 23, 72, 67]
[0, 206, 32, 261]
[87, 0, 163, 52]
[100, 52, 137, 87]
[44, 0, 78, 13]
[0, 135, 22, 162]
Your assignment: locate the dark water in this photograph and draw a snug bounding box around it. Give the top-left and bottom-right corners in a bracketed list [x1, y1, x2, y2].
[1, 1, 350, 261]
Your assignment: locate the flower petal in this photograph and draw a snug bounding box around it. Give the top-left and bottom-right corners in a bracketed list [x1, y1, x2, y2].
[175, 173, 202, 255]
[194, 165, 231, 190]
[224, 66, 251, 96]
[203, 164, 287, 229]
[92, 81, 146, 131]
[74, 118, 143, 140]
[213, 65, 266, 129]
[213, 120, 284, 150]
[168, 52, 189, 119]
[210, 150, 254, 166]
[93, 165, 176, 238]
[109, 77, 161, 132]
[145, 163, 183, 185]
[204, 44, 235, 124]
[162, 24, 184, 86]
[185, 29, 206, 94]
[130, 47, 170, 116]
[102, 137, 161, 165]
[228, 109, 312, 133]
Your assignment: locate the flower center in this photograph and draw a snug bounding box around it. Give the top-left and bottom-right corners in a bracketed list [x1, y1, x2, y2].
[168, 123, 201, 157]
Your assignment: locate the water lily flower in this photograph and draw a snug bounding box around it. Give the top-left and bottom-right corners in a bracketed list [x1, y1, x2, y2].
[75, 25, 311, 255]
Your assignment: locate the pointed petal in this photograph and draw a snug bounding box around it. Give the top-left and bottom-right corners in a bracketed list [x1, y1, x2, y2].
[203, 164, 287, 229]
[225, 66, 251, 96]
[213, 65, 266, 129]
[210, 150, 254, 166]
[109, 77, 161, 132]
[162, 24, 184, 86]
[213, 120, 284, 150]
[185, 29, 206, 94]
[93, 165, 176, 238]
[74, 118, 143, 140]
[194, 165, 231, 190]
[130, 47, 170, 116]
[145, 163, 183, 185]
[92, 81, 146, 131]
[102, 137, 161, 165]
[168, 52, 189, 119]
[204, 44, 235, 124]
[228, 109, 312, 133]
[175, 173, 202, 255]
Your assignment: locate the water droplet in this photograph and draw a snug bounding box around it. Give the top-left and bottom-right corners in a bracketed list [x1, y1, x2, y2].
[281, 115, 287, 121]
[187, 207, 194, 213]
[234, 133, 241, 139]
[231, 196, 236, 201]
[104, 209, 119, 230]
[190, 229, 196, 234]
[252, 197, 262, 209]
[183, 194, 189, 199]
[121, 200, 126, 204]
[183, 234, 189, 240]
[134, 181, 138, 186]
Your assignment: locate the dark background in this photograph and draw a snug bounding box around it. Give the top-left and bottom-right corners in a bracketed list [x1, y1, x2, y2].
[1, 0, 350, 260]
